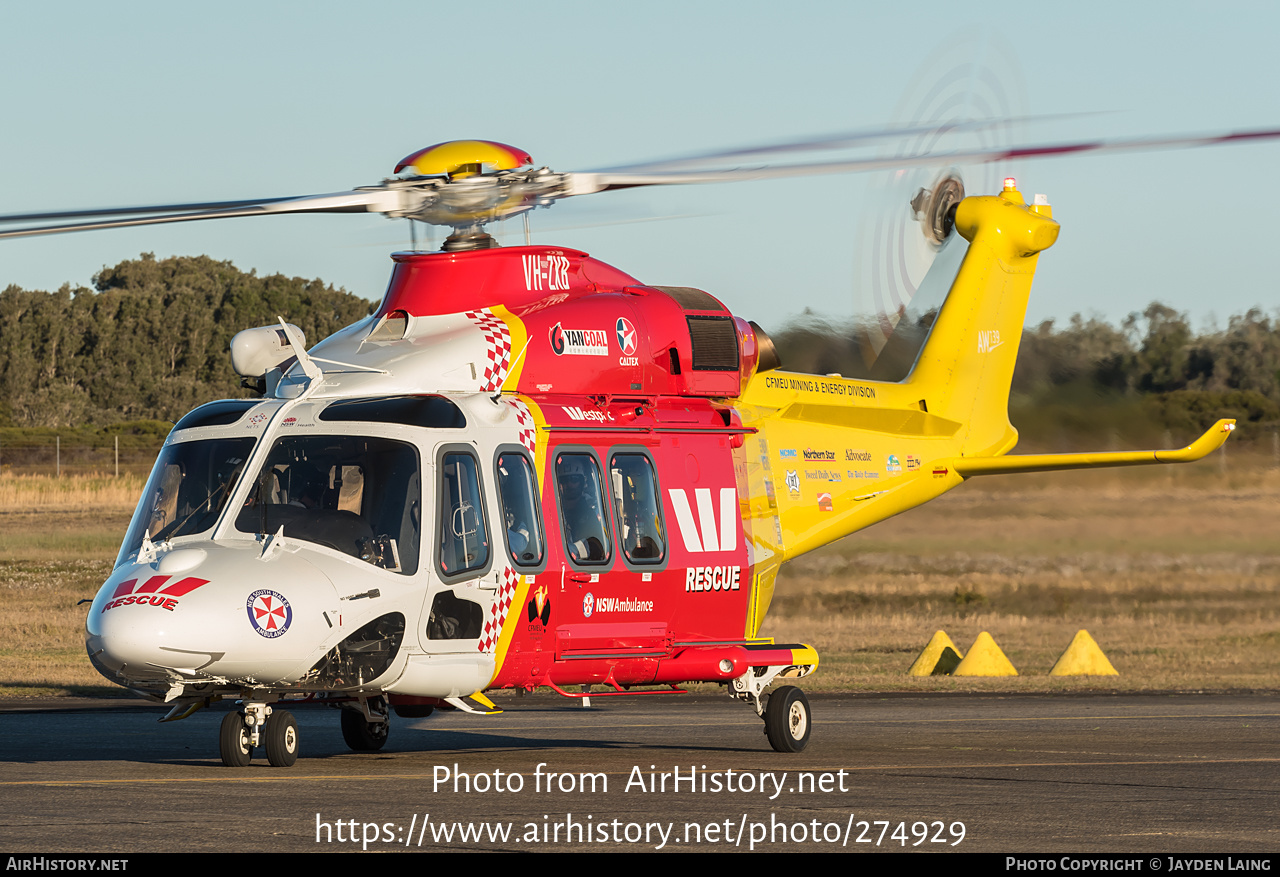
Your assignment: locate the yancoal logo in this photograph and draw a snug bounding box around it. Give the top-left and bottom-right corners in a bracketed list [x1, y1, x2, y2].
[668, 487, 738, 553]
[549, 322, 608, 356]
[246, 589, 292, 638]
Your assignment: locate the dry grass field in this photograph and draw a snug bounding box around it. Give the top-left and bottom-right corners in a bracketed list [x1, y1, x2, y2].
[0, 458, 1276, 697]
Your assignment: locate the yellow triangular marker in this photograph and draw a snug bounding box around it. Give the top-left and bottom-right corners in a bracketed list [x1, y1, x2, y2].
[908, 630, 965, 676]
[1050, 630, 1118, 676]
[953, 631, 1018, 676]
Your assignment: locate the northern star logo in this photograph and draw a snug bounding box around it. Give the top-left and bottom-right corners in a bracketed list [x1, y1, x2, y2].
[668, 488, 738, 553]
[803, 448, 836, 461]
[246, 589, 292, 638]
[549, 323, 608, 356]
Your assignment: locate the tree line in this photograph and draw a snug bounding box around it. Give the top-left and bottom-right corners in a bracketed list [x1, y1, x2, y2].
[0, 254, 373, 429]
[773, 302, 1280, 448]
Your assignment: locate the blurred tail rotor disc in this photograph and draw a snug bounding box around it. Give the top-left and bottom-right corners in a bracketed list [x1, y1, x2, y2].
[855, 34, 1028, 368]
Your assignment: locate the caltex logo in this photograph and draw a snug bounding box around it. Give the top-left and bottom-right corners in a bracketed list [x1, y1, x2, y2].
[616, 317, 637, 356]
[246, 589, 292, 638]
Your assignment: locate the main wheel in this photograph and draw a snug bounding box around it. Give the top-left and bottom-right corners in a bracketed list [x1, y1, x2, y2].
[763, 685, 811, 753]
[264, 710, 299, 767]
[341, 708, 389, 752]
[219, 711, 253, 767]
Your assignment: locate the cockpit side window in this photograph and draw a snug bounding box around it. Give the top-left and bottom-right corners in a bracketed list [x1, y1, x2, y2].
[437, 452, 491, 579]
[234, 436, 421, 575]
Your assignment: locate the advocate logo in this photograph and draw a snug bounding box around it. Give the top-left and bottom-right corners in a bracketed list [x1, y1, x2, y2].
[844, 448, 872, 462]
[803, 448, 836, 461]
[549, 322, 608, 357]
[246, 589, 292, 638]
[101, 575, 210, 613]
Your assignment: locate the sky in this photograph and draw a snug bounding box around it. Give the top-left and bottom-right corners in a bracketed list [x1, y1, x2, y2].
[3, 1, 1279, 336]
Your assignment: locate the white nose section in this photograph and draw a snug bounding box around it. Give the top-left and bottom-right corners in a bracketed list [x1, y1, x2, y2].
[157, 548, 207, 575]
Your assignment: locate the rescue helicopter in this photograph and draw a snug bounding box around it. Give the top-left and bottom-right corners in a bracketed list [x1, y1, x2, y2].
[1, 125, 1270, 767]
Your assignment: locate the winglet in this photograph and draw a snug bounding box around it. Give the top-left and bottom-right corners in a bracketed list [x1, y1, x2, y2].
[947, 419, 1236, 478]
[1155, 419, 1236, 462]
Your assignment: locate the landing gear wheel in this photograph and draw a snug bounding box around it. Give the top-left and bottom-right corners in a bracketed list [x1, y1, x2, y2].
[341, 708, 389, 752]
[764, 686, 811, 753]
[219, 711, 253, 767]
[264, 710, 299, 767]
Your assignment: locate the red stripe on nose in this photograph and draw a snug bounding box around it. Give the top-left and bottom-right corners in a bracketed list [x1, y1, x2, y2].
[160, 577, 210, 597]
[110, 579, 138, 599]
[134, 575, 172, 594]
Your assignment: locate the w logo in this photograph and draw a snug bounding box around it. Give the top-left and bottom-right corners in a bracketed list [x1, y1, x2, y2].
[668, 488, 737, 553]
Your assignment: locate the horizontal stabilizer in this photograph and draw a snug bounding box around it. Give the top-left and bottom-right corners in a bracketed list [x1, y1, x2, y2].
[945, 420, 1236, 478]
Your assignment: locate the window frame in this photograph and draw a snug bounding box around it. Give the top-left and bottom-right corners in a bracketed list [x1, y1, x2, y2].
[553, 446, 614, 570]
[607, 447, 670, 571]
[434, 443, 495, 584]
[492, 445, 548, 573]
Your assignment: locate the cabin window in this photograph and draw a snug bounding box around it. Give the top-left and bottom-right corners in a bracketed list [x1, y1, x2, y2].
[609, 453, 665, 564]
[438, 452, 490, 578]
[555, 452, 611, 565]
[496, 451, 544, 567]
[234, 435, 421, 575]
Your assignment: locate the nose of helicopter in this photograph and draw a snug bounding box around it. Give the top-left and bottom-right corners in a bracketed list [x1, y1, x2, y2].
[85, 546, 334, 687]
[86, 566, 223, 682]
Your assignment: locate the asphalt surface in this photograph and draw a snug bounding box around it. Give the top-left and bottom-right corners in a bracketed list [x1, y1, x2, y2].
[1, 691, 1277, 853]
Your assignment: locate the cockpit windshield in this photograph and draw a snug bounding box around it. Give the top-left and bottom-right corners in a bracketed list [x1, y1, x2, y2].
[118, 437, 256, 567]
[234, 435, 421, 575]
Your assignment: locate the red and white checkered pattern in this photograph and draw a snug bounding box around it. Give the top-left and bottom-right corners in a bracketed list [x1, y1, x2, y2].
[511, 400, 536, 453]
[479, 565, 520, 653]
[465, 308, 513, 393]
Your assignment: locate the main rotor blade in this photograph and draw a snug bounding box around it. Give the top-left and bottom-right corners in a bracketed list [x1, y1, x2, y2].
[595, 112, 1105, 174]
[0, 189, 405, 240]
[0, 197, 301, 224]
[569, 126, 1280, 195]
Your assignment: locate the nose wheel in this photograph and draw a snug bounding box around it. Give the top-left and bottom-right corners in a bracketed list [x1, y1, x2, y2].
[219, 711, 254, 767]
[218, 703, 300, 767]
[264, 710, 299, 767]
